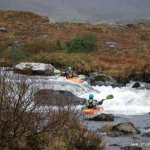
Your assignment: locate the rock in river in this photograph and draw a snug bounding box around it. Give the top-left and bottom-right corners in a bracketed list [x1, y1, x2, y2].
[14, 62, 55, 76]
[87, 113, 114, 121]
[132, 82, 141, 88]
[34, 89, 86, 106]
[99, 122, 140, 137]
[89, 72, 120, 87]
[110, 122, 140, 137]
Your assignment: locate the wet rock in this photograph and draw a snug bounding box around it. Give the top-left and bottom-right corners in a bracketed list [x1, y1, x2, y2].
[92, 81, 105, 86]
[14, 62, 55, 76]
[87, 113, 114, 121]
[89, 72, 120, 87]
[34, 89, 86, 106]
[132, 82, 140, 88]
[100, 122, 140, 137]
[109, 122, 140, 137]
[121, 146, 143, 150]
[105, 81, 119, 87]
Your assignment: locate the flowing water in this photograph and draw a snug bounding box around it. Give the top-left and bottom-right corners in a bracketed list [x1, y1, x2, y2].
[1, 67, 150, 115]
[1, 67, 150, 149]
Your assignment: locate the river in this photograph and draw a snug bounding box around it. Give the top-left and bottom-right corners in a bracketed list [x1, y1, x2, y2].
[1, 67, 150, 150]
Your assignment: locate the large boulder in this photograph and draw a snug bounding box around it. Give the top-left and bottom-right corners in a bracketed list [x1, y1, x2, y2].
[99, 122, 140, 137]
[89, 72, 120, 87]
[132, 82, 140, 88]
[110, 122, 140, 137]
[87, 113, 114, 121]
[34, 89, 86, 106]
[14, 63, 55, 75]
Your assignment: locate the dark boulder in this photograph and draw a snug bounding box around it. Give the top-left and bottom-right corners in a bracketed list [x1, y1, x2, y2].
[132, 82, 140, 88]
[34, 89, 86, 106]
[87, 113, 114, 121]
[89, 72, 120, 87]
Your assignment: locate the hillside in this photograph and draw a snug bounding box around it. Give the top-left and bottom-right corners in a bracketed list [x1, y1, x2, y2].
[1, 0, 150, 23]
[0, 11, 150, 82]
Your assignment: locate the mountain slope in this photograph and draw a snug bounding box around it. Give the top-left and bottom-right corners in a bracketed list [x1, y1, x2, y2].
[1, 0, 150, 23]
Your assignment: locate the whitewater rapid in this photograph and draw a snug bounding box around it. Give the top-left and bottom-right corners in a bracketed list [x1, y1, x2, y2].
[1, 68, 150, 115]
[79, 83, 150, 115]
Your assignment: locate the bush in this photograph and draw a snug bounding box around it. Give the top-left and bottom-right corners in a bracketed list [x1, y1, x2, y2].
[66, 32, 97, 52]
[0, 70, 104, 150]
[3, 48, 30, 62]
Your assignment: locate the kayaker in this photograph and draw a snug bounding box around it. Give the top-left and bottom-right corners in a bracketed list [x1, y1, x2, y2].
[64, 66, 77, 79]
[86, 93, 104, 109]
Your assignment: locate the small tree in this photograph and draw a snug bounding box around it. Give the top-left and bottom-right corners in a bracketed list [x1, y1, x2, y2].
[66, 32, 98, 52]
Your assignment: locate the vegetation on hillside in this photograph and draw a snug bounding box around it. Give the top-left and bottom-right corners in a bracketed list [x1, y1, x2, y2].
[0, 11, 150, 82]
[66, 33, 97, 52]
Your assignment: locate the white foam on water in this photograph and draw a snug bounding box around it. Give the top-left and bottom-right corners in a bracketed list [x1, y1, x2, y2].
[78, 85, 150, 115]
[1, 67, 150, 115]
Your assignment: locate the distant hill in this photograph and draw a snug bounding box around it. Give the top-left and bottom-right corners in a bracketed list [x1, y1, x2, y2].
[1, 0, 150, 23]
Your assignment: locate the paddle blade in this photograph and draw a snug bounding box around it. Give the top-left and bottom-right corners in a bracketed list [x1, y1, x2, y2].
[81, 105, 87, 110]
[106, 94, 114, 100]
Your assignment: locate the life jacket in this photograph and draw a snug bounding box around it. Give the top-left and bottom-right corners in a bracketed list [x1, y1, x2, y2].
[87, 100, 94, 108]
[87, 99, 97, 109]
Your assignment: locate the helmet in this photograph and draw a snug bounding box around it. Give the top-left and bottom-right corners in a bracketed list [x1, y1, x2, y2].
[68, 66, 72, 71]
[89, 93, 94, 99]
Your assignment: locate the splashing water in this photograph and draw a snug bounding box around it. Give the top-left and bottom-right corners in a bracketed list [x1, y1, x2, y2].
[79, 84, 150, 115]
[1, 68, 150, 115]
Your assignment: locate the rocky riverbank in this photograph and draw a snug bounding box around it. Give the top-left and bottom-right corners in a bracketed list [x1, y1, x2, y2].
[83, 113, 150, 150]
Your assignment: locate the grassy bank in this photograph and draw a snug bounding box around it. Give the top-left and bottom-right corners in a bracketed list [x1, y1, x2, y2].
[0, 11, 150, 82]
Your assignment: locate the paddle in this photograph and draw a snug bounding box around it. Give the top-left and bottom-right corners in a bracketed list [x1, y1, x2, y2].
[81, 94, 114, 110]
[104, 94, 114, 100]
[98, 94, 114, 105]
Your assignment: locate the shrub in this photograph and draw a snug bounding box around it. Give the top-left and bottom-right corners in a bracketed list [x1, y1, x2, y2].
[66, 32, 97, 52]
[3, 48, 30, 62]
[0, 70, 104, 150]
